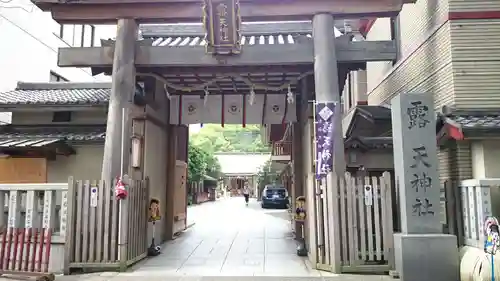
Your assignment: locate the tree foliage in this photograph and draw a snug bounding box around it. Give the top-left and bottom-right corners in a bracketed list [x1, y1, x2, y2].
[187, 140, 222, 183]
[188, 124, 269, 183]
[190, 124, 270, 155]
[256, 160, 279, 186]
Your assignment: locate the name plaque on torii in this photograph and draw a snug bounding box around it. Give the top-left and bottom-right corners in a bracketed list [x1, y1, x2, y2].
[202, 0, 242, 55]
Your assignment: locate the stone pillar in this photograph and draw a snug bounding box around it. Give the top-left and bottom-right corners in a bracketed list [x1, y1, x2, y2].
[312, 13, 346, 175]
[101, 19, 138, 181]
[292, 79, 306, 239]
[312, 13, 345, 273]
[391, 92, 458, 281]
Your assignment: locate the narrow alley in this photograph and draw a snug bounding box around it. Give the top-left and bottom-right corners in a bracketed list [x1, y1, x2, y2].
[128, 196, 312, 276]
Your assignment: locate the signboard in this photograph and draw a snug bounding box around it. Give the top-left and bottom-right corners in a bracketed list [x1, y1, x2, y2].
[364, 185, 373, 206]
[202, 0, 242, 55]
[90, 186, 98, 207]
[314, 101, 336, 179]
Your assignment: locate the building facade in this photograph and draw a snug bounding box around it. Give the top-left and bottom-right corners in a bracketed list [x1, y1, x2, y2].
[343, 0, 500, 184]
[0, 0, 112, 123]
[0, 81, 179, 253]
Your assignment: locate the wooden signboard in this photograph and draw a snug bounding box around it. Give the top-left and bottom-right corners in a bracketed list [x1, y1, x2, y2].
[202, 0, 242, 55]
[0, 157, 47, 183]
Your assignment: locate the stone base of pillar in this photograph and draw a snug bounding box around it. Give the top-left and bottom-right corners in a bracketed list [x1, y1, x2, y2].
[394, 233, 459, 281]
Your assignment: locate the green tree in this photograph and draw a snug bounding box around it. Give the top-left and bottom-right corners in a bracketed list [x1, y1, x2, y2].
[256, 160, 279, 187]
[188, 140, 222, 183]
[190, 124, 270, 153]
[187, 142, 207, 183]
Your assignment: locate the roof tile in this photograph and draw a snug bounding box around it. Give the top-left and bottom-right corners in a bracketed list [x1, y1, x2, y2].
[0, 87, 110, 106]
[452, 114, 500, 129]
[0, 126, 106, 141]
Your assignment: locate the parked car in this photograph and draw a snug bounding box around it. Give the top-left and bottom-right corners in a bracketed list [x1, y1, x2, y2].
[261, 184, 289, 209]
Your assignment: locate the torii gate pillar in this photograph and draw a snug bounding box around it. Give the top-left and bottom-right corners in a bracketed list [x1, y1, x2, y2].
[312, 13, 345, 273]
[101, 19, 138, 181]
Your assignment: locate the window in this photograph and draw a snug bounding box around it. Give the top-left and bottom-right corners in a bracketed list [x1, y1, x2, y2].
[74, 25, 83, 47]
[52, 111, 72, 123]
[57, 24, 96, 47]
[50, 71, 69, 82]
[90, 25, 96, 47]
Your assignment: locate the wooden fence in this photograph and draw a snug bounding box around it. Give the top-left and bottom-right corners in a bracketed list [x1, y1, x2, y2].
[313, 171, 394, 273]
[447, 178, 500, 249]
[64, 178, 149, 274]
[0, 183, 65, 273]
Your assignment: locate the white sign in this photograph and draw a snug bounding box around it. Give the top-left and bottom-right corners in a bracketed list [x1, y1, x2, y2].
[364, 185, 373, 206]
[25, 191, 34, 228]
[8, 192, 18, 228]
[90, 187, 98, 207]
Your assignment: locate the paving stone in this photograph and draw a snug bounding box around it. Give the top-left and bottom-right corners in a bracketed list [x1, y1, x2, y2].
[54, 198, 393, 281]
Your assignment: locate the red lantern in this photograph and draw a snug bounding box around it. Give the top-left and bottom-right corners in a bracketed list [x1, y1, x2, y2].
[115, 177, 128, 200]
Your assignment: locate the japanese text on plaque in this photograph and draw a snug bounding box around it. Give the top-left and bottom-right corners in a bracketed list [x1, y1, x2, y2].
[407, 101, 434, 217]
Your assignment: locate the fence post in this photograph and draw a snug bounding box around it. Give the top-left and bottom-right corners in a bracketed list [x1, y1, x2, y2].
[118, 175, 130, 271]
[63, 177, 76, 275]
[444, 179, 463, 247]
[454, 180, 464, 246]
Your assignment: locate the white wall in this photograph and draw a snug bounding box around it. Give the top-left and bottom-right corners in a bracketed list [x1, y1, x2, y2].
[471, 140, 500, 178]
[0, 0, 114, 94]
[47, 145, 104, 182]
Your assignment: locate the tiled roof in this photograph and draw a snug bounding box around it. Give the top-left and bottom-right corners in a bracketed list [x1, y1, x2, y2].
[150, 34, 312, 47]
[450, 114, 500, 130]
[0, 82, 111, 106]
[140, 21, 335, 37]
[215, 153, 270, 175]
[141, 22, 344, 48]
[345, 136, 392, 149]
[0, 126, 106, 142]
[356, 105, 391, 120]
[0, 138, 62, 148]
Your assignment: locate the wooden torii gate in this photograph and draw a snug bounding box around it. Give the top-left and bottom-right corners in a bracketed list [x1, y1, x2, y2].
[32, 0, 412, 273]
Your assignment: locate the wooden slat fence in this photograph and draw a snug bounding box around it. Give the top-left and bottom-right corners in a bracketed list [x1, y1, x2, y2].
[0, 183, 64, 273]
[455, 178, 500, 249]
[313, 171, 394, 274]
[337, 172, 394, 273]
[64, 177, 149, 274]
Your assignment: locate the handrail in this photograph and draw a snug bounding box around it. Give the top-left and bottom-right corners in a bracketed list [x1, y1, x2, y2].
[0, 183, 68, 191]
[272, 141, 292, 156]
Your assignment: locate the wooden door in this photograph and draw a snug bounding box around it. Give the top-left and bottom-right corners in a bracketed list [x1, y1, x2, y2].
[172, 160, 187, 234]
[0, 157, 47, 183]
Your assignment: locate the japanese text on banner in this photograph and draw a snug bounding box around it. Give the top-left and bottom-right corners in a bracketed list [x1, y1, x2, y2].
[314, 102, 336, 179]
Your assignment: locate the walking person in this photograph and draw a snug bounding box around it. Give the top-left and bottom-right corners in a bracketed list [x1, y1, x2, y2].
[242, 184, 250, 206]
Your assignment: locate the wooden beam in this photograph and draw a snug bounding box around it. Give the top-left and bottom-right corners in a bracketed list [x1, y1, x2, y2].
[39, 0, 403, 24]
[58, 40, 397, 69]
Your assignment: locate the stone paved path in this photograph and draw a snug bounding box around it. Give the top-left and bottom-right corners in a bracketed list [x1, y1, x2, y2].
[50, 197, 392, 281]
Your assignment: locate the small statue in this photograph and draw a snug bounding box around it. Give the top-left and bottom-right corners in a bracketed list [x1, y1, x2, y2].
[294, 196, 306, 222]
[484, 216, 500, 255]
